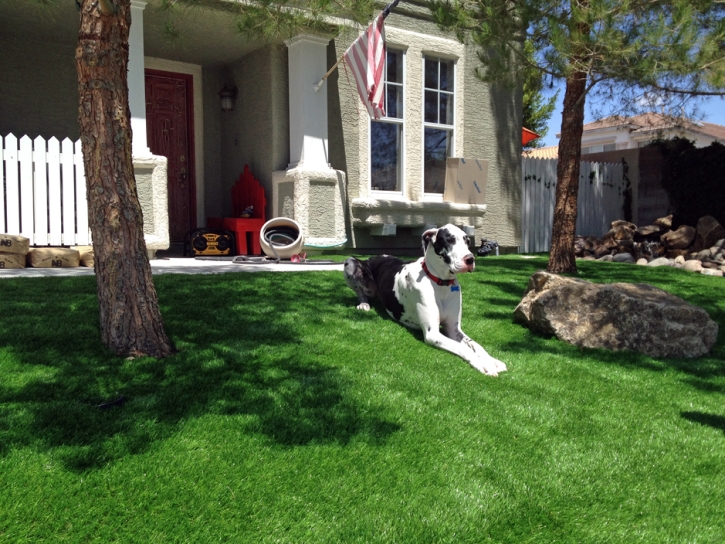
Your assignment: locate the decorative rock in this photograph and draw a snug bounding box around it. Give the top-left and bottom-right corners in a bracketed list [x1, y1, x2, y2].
[695, 249, 711, 261]
[701, 268, 724, 277]
[674, 255, 686, 264]
[514, 271, 718, 358]
[583, 255, 596, 260]
[597, 254, 614, 262]
[661, 225, 696, 249]
[654, 215, 673, 229]
[683, 260, 704, 273]
[634, 225, 662, 242]
[612, 252, 634, 263]
[693, 216, 725, 252]
[666, 249, 690, 259]
[636, 258, 649, 266]
[702, 261, 720, 269]
[648, 257, 673, 267]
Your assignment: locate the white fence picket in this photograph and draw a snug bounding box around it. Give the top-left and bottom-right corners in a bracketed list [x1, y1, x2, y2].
[522, 157, 626, 253]
[0, 135, 5, 232]
[19, 136, 35, 240]
[5, 134, 20, 236]
[48, 137, 63, 246]
[74, 140, 89, 246]
[33, 136, 49, 246]
[61, 138, 76, 246]
[0, 133, 91, 247]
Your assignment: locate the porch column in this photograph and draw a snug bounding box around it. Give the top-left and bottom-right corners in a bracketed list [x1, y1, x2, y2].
[285, 34, 333, 171]
[129, 0, 151, 156]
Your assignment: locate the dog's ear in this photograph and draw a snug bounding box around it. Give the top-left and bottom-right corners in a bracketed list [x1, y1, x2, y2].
[422, 227, 438, 252]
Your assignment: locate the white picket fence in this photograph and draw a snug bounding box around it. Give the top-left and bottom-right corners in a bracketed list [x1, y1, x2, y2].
[521, 157, 626, 253]
[1, 133, 90, 246]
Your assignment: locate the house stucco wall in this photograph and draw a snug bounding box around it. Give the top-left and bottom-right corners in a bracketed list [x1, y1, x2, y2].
[330, 16, 522, 250]
[0, 35, 79, 140]
[220, 45, 289, 221]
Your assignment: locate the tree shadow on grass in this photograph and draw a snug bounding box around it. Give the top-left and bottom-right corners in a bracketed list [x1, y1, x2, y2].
[0, 272, 400, 472]
[681, 411, 725, 435]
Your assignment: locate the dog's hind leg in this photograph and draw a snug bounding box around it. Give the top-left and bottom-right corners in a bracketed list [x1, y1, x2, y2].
[344, 257, 377, 311]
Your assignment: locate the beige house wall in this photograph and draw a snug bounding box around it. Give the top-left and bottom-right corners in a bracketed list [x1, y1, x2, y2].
[220, 45, 289, 221]
[329, 16, 522, 250]
[0, 35, 79, 140]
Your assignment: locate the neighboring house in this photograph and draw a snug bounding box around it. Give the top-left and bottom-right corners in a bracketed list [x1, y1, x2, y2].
[579, 113, 725, 153]
[522, 114, 725, 225]
[0, 0, 523, 253]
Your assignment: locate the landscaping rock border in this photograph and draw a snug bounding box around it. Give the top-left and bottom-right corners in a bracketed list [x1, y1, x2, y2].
[575, 215, 725, 277]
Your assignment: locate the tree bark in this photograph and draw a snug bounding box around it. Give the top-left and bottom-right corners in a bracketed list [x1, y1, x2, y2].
[547, 70, 587, 274]
[76, 0, 175, 358]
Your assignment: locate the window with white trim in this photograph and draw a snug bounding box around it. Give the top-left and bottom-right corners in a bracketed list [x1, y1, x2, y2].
[423, 56, 455, 195]
[371, 49, 404, 192]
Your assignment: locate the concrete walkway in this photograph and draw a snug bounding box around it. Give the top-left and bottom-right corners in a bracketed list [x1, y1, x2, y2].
[0, 257, 344, 279]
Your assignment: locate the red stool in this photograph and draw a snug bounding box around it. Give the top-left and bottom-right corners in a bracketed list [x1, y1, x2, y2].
[207, 165, 267, 255]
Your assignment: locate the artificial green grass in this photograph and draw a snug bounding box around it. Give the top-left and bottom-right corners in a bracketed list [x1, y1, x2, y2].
[1, 256, 724, 543]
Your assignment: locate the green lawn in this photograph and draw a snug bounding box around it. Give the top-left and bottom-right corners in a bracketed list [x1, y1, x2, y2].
[1, 256, 724, 543]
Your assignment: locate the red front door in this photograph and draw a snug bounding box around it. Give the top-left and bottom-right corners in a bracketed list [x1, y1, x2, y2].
[145, 70, 195, 242]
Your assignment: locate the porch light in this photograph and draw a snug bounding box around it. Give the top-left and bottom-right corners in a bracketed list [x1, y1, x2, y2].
[219, 84, 238, 111]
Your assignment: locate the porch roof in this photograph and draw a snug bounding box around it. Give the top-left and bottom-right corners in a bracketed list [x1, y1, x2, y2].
[0, 0, 268, 67]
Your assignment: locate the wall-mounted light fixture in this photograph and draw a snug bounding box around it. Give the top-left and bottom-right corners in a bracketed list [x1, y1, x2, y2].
[219, 84, 238, 111]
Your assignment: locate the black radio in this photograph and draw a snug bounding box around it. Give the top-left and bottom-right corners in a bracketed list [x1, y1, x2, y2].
[184, 228, 236, 257]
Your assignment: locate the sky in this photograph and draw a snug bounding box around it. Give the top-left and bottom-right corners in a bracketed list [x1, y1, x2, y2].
[538, 89, 725, 147]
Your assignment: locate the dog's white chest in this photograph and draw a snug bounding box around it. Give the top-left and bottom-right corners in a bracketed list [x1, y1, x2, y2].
[392, 264, 461, 330]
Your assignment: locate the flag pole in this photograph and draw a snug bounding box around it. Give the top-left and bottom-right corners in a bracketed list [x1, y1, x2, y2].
[313, 0, 401, 92]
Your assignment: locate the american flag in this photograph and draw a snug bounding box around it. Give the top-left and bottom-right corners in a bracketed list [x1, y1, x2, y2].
[343, 14, 386, 120]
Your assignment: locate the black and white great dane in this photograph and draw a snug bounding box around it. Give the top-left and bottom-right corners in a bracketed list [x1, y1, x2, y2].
[344, 224, 507, 376]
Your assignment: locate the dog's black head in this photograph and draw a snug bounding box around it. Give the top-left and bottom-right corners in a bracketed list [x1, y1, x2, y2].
[422, 224, 475, 273]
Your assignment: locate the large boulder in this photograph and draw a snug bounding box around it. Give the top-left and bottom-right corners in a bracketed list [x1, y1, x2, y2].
[660, 225, 696, 249]
[513, 271, 718, 358]
[693, 216, 725, 252]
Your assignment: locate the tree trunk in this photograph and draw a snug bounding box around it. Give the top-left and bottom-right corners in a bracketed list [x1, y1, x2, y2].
[547, 70, 587, 274]
[76, 0, 175, 358]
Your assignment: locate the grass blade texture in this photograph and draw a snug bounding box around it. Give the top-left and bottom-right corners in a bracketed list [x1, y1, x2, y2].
[0, 256, 723, 543]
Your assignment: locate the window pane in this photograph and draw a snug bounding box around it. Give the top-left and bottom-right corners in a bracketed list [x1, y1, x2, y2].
[386, 83, 403, 119]
[387, 50, 403, 83]
[424, 58, 438, 89]
[424, 127, 451, 194]
[439, 60, 453, 91]
[424, 90, 438, 123]
[440, 92, 454, 125]
[371, 122, 403, 191]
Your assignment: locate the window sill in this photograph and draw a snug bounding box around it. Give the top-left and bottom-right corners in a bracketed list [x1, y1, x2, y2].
[351, 197, 487, 228]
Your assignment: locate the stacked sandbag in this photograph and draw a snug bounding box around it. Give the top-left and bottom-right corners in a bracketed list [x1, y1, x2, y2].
[26, 247, 81, 268]
[0, 234, 29, 269]
[71, 245, 94, 267]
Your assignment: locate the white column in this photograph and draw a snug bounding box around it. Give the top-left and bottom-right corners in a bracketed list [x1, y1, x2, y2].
[285, 34, 332, 170]
[129, 0, 151, 157]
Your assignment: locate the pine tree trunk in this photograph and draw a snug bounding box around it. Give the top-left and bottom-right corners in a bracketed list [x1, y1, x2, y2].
[76, 0, 175, 358]
[547, 70, 587, 274]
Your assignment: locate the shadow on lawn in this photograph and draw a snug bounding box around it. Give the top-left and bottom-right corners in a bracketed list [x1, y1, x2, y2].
[0, 273, 400, 472]
[681, 411, 725, 435]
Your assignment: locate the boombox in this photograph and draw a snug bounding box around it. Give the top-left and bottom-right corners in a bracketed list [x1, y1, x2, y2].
[184, 228, 236, 257]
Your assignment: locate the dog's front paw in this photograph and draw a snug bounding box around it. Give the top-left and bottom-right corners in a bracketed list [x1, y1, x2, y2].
[470, 358, 500, 377]
[356, 302, 371, 311]
[492, 358, 507, 373]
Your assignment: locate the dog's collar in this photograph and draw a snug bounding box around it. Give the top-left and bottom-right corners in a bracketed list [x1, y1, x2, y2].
[422, 261, 455, 286]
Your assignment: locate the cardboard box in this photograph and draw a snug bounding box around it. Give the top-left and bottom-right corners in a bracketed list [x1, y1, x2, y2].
[0, 253, 25, 269]
[26, 247, 81, 268]
[443, 158, 489, 205]
[0, 234, 30, 255]
[72, 245, 95, 267]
